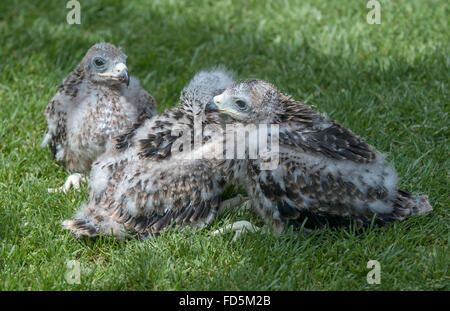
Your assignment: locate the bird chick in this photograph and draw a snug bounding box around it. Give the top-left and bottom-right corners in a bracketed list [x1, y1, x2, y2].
[206, 79, 433, 233]
[42, 42, 157, 192]
[62, 68, 245, 239]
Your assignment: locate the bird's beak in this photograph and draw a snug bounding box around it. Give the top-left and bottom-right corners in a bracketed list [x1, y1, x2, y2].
[98, 63, 130, 87]
[205, 99, 219, 113]
[207, 95, 238, 116]
[118, 67, 130, 87]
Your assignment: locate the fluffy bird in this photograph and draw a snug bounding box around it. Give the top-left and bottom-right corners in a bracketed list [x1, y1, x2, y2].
[42, 43, 157, 191]
[62, 68, 245, 238]
[206, 79, 433, 233]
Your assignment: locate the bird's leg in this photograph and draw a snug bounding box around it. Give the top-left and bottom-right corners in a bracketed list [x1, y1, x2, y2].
[218, 194, 252, 216]
[213, 195, 258, 240]
[211, 220, 260, 241]
[48, 173, 87, 193]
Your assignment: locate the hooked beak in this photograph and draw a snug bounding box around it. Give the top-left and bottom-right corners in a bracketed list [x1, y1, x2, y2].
[118, 68, 130, 87]
[206, 94, 239, 117]
[98, 63, 130, 87]
[205, 99, 219, 113]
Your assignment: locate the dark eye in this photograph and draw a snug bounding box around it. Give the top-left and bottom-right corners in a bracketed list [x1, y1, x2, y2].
[93, 57, 106, 68]
[236, 100, 247, 109]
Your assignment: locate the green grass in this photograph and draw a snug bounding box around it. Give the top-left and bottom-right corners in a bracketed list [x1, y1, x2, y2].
[0, 0, 448, 290]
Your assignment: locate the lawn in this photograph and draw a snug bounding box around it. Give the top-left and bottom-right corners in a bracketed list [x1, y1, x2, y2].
[0, 0, 448, 290]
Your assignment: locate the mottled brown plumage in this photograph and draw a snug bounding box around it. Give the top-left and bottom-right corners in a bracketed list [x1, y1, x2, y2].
[208, 79, 433, 232]
[42, 43, 157, 173]
[62, 69, 234, 238]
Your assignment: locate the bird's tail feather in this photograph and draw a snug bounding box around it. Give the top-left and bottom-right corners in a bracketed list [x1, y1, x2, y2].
[389, 190, 433, 221]
[61, 203, 102, 238]
[61, 218, 100, 237]
[284, 190, 432, 231]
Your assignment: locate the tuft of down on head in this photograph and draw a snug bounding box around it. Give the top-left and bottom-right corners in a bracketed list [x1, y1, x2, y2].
[78, 42, 130, 87]
[180, 67, 234, 115]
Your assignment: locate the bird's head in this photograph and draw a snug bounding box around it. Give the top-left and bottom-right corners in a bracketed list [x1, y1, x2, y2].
[180, 69, 234, 119]
[81, 42, 130, 87]
[205, 79, 281, 123]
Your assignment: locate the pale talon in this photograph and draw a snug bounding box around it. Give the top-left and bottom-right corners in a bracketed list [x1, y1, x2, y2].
[47, 173, 87, 193]
[61, 220, 73, 229]
[212, 220, 260, 241]
[233, 230, 242, 241]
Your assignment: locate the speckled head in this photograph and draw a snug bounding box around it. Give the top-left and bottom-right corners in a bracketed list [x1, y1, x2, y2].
[180, 68, 234, 117]
[80, 42, 130, 87]
[206, 79, 282, 123]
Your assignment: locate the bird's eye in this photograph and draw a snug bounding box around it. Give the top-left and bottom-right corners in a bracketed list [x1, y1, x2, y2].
[236, 100, 247, 109]
[93, 57, 106, 68]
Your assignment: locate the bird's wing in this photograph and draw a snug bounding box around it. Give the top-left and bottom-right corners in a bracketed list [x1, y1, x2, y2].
[106, 158, 223, 236]
[106, 108, 223, 235]
[113, 109, 155, 151]
[59, 66, 84, 98]
[249, 158, 385, 230]
[278, 99, 376, 163]
[248, 131, 399, 230]
[43, 67, 84, 156]
[43, 91, 68, 158]
[137, 87, 157, 116]
[127, 76, 158, 117]
[116, 109, 189, 161]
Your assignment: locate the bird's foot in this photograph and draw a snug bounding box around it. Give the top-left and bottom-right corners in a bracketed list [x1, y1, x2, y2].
[212, 220, 260, 241]
[62, 218, 100, 237]
[218, 194, 252, 216]
[48, 173, 87, 193]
